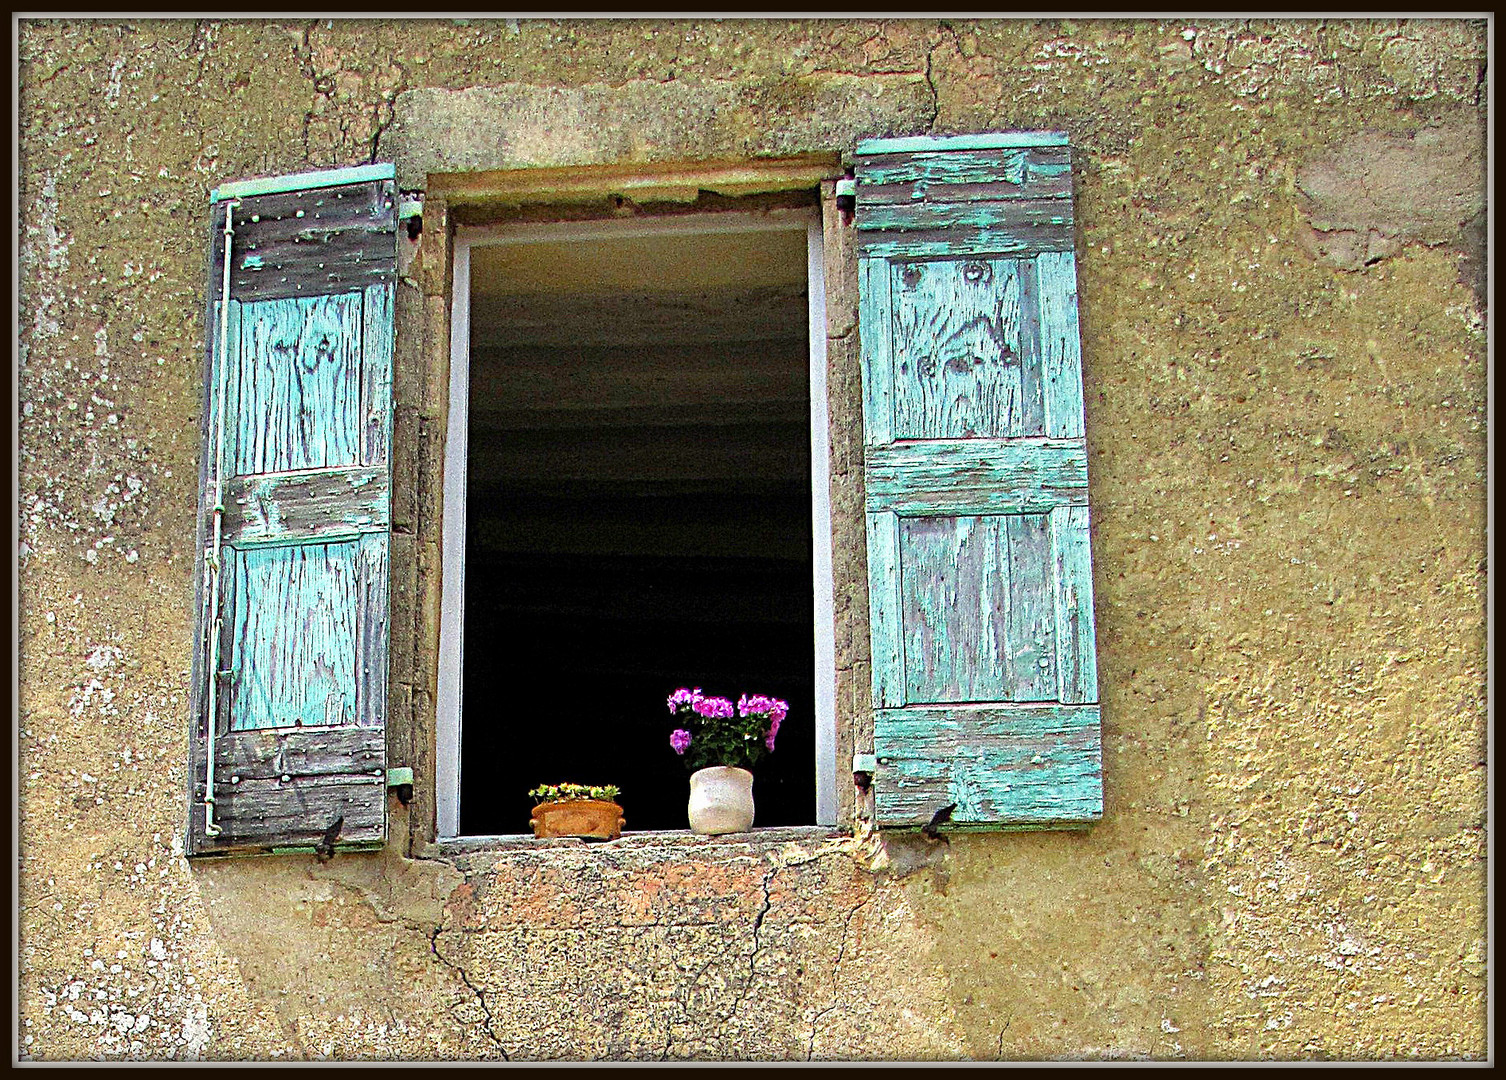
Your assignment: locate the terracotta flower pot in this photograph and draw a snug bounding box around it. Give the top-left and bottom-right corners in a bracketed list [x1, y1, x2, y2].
[530, 799, 625, 840]
[688, 766, 755, 835]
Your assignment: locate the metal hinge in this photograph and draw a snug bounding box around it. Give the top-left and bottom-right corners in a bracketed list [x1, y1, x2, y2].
[386, 767, 414, 787]
[387, 766, 414, 805]
[397, 195, 423, 240]
[852, 753, 876, 794]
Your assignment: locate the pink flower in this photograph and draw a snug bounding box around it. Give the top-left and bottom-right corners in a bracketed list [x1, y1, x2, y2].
[668, 687, 703, 713]
[670, 728, 692, 755]
[738, 694, 787, 719]
[692, 696, 734, 719]
[765, 711, 783, 751]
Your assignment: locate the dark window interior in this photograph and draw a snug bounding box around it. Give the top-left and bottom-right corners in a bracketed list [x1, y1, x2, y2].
[460, 224, 816, 834]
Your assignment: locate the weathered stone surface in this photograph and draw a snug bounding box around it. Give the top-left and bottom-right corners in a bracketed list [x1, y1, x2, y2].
[18, 15, 1486, 1063]
[383, 76, 932, 189]
[430, 835, 967, 1060]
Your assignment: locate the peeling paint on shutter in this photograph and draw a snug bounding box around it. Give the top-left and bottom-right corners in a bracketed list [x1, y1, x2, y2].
[187, 164, 397, 856]
[855, 133, 1102, 829]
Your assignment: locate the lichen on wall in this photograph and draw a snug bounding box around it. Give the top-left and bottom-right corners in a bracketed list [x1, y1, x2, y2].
[17, 17, 1487, 1061]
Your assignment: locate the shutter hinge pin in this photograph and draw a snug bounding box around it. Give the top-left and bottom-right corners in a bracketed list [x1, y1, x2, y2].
[387, 766, 414, 805]
[398, 196, 423, 240]
[836, 167, 856, 225]
[852, 752, 876, 792]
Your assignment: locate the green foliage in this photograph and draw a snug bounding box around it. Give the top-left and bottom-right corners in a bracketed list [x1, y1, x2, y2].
[665, 689, 787, 772]
[528, 783, 621, 806]
[677, 719, 771, 773]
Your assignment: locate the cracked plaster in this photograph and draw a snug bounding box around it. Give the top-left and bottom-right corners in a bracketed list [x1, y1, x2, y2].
[17, 16, 1488, 1062]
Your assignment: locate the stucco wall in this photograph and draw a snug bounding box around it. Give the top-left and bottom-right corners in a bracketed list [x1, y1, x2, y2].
[17, 17, 1487, 1061]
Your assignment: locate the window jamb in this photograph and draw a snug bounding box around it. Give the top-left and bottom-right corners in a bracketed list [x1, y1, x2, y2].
[437, 210, 838, 840]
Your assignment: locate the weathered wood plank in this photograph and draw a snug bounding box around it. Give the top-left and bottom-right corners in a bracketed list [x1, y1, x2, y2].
[1051, 504, 1099, 704]
[874, 703, 1101, 825]
[859, 148, 1028, 190]
[895, 513, 1055, 705]
[357, 532, 389, 729]
[1015, 256, 1047, 435]
[1004, 514, 1058, 700]
[211, 180, 397, 304]
[858, 256, 893, 447]
[856, 145, 1070, 194]
[216, 726, 385, 780]
[864, 438, 1087, 517]
[1038, 250, 1086, 439]
[861, 176, 1072, 206]
[213, 162, 395, 202]
[890, 257, 1044, 439]
[186, 557, 215, 854]
[187, 202, 229, 858]
[858, 197, 1072, 234]
[220, 466, 389, 546]
[234, 293, 364, 476]
[211, 300, 243, 481]
[857, 224, 1075, 260]
[899, 515, 1009, 704]
[212, 551, 238, 736]
[428, 154, 837, 207]
[207, 773, 385, 845]
[229, 541, 360, 731]
[362, 283, 394, 467]
[865, 510, 905, 708]
[856, 131, 1069, 154]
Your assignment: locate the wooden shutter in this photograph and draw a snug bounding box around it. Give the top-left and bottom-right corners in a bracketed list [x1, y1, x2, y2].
[186, 164, 397, 856]
[854, 133, 1102, 829]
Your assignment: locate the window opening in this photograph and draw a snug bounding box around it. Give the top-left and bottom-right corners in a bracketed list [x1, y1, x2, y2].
[440, 211, 836, 837]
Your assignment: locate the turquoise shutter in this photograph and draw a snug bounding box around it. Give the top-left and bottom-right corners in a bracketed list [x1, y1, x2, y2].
[855, 133, 1102, 829]
[186, 164, 397, 856]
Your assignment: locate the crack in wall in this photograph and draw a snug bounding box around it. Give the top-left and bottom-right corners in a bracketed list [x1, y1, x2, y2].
[188, 19, 211, 88]
[922, 35, 941, 132]
[428, 925, 510, 1060]
[369, 60, 410, 165]
[296, 21, 322, 162]
[805, 896, 863, 1060]
[723, 861, 777, 1028]
[922, 20, 964, 133]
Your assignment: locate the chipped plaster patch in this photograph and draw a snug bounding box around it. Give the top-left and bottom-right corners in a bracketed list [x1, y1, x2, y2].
[1295, 115, 1485, 282]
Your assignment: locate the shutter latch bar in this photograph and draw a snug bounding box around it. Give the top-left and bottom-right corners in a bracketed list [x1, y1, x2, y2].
[202, 197, 240, 840]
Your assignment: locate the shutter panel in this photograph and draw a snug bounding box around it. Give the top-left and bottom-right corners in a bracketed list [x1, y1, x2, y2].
[186, 164, 397, 856]
[854, 133, 1102, 830]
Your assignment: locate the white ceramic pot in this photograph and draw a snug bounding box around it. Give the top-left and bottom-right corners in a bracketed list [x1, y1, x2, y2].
[687, 766, 755, 835]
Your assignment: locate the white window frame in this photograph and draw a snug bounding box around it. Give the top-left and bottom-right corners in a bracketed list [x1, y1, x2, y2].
[438, 210, 838, 838]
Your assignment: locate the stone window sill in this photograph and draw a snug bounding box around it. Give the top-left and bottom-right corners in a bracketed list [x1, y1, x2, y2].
[418, 825, 849, 864]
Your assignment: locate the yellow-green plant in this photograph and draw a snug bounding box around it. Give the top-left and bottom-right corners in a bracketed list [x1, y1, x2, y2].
[528, 783, 621, 805]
